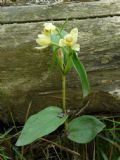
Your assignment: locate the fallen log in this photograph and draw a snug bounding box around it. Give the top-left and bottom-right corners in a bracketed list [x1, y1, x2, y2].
[0, 0, 120, 123]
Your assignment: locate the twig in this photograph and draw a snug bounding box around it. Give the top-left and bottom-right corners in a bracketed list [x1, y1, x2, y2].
[41, 138, 80, 157]
[98, 135, 120, 153]
[25, 101, 32, 121]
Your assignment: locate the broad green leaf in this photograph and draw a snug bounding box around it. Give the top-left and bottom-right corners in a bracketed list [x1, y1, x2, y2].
[117, 157, 120, 160]
[68, 115, 105, 144]
[72, 51, 90, 97]
[16, 106, 68, 146]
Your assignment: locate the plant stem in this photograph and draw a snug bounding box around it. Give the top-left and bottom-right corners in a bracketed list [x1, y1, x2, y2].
[62, 74, 68, 130]
[41, 138, 80, 156]
[62, 75, 66, 113]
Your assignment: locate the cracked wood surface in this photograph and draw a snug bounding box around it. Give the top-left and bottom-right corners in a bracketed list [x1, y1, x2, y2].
[0, 1, 120, 23]
[0, 1, 120, 123]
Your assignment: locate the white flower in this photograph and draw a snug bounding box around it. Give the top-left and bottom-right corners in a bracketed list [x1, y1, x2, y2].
[43, 22, 56, 35]
[35, 23, 56, 50]
[59, 28, 80, 51]
[36, 34, 51, 49]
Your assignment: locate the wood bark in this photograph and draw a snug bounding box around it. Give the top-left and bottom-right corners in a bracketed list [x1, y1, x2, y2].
[0, 1, 120, 123]
[0, 1, 120, 23]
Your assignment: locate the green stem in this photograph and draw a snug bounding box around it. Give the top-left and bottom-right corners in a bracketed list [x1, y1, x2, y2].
[62, 74, 68, 130]
[62, 74, 66, 113]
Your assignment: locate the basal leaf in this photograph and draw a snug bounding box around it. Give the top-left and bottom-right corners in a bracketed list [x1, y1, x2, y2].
[68, 115, 105, 144]
[16, 106, 68, 146]
[72, 52, 90, 97]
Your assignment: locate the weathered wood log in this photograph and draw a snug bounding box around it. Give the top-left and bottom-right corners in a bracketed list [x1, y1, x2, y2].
[0, 1, 120, 23]
[0, 1, 120, 123]
[0, 0, 102, 6]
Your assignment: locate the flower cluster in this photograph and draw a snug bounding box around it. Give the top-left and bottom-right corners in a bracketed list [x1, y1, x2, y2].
[36, 23, 56, 49]
[36, 22, 80, 52]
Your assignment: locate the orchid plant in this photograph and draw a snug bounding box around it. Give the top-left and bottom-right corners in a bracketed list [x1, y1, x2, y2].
[16, 22, 105, 146]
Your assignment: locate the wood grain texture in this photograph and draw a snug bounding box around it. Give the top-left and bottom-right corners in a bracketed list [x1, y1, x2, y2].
[0, 1, 120, 23]
[0, 1, 120, 123]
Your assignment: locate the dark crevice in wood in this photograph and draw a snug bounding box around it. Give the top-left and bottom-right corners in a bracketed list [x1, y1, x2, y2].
[0, 14, 120, 25]
[87, 65, 120, 73]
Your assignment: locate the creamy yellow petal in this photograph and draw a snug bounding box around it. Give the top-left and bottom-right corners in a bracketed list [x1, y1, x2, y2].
[38, 34, 43, 38]
[43, 22, 54, 28]
[36, 34, 51, 46]
[43, 22, 56, 32]
[37, 34, 48, 39]
[70, 28, 78, 37]
[35, 46, 48, 50]
[72, 44, 80, 51]
[59, 39, 65, 47]
[63, 34, 74, 46]
[70, 28, 78, 43]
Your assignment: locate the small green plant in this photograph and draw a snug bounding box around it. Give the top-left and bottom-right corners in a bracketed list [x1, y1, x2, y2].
[16, 22, 105, 146]
[0, 147, 10, 160]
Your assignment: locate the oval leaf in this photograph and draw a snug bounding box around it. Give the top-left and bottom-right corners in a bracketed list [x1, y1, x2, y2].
[72, 52, 90, 97]
[16, 106, 68, 146]
[68, 115, 105, 144]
